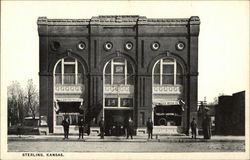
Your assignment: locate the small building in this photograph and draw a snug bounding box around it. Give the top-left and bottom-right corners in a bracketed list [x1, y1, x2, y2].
[215, 91, 245, 135]
[37, 15, 200, 135]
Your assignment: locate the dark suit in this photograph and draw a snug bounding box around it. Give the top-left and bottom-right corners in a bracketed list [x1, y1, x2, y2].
[99, 120, 105, 139]
[202, 115, 211, 139]
[147, 120, 153, 139]
[191, 119, 197, 139]
[62, 119, 70, 139]
[127, 120, 134, 139]
[78, 120, 85, 139]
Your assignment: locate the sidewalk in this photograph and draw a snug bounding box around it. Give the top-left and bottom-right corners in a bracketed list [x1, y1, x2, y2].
[8, 134, 245, 143]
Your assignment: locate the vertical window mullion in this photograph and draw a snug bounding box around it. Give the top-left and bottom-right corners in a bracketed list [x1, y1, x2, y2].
[62, 59, 64, 84]
[174, 59, 176, 85]
[160, 59, 163, 85]
[125, 60, 127, 85]
[152, 62, 154, 84]
[75, 59, 78, 84]
[118, 97, 120, 107]
[111, 60, 113, 85]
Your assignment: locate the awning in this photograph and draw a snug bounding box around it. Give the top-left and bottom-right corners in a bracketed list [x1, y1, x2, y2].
[58, 102, 82, 113]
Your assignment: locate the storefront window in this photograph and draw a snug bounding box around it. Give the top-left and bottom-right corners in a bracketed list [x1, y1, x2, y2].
[56, 114, 81, 125]
[154, 105, 182, 126]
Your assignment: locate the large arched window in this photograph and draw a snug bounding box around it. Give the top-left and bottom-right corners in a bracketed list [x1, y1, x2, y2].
[53, 57, 85, 127]
[153, 58, 183, 85]
[54, 57, 84, 85]
[104, 57, 134, 85]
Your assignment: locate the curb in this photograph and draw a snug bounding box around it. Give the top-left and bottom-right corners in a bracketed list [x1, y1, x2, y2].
[8, 137, 244, 143]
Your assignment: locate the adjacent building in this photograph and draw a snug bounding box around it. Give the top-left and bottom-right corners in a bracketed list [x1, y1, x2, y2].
[215, 91, 245, 135]
[37, 15, 200, 135]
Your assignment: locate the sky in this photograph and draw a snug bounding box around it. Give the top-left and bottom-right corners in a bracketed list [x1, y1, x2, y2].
[1, 1, 249, 103]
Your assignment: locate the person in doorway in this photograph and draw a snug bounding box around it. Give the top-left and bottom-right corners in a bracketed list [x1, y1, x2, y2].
[78, 117, 85, 140]
[127, 117, 134, 139]
[146, 118, 153, 139]
[62, 117, 70, 140]
[190, 118, 197, 139]
[99, 117, 105, 139]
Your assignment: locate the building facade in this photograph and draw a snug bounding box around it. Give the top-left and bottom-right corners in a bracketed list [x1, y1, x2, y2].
[37, 15, 200, 135]
[215, 91, 245, 135]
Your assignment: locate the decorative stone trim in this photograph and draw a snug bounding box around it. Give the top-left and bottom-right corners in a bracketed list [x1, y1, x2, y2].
[38, 16, 199, 26]
[189, 16, 200, 25]
[50, 41, 61, 51]
[104, 42, 113, 51]
[124, 41, 133, 51]
[55, 84, 84, 94]
[153, 85, 182, 94]
[37, 17, 89, 25]
[151, 42, 160, 51]
[104, 85, 134, 94]
[176, 42, 185, 51]
[77, 41, 86, 50]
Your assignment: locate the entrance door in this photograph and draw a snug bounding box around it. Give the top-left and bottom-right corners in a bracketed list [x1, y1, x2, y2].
[56, 102, 83, 126]
[104, 110, 133, 136]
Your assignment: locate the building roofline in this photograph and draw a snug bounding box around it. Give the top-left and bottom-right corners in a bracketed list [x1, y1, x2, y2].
[37, 15, 200, 26]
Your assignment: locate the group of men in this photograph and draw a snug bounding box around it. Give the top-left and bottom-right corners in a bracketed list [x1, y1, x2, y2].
[62, 116, 211, 140]
[190, 116, 212, 139]
[61, 117, 86, 140]
[99, 117, 153, 139]
[61, 116, 154, 140]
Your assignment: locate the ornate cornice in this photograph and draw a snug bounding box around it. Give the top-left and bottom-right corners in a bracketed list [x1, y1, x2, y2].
[37, 15, 200, 26]
[139, 18, 189, 25]
[37, 17, 90, 25]
[189, 16, 200, 25]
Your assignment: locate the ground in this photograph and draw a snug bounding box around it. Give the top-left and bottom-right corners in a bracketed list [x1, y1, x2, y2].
[8, 141, 245, 152]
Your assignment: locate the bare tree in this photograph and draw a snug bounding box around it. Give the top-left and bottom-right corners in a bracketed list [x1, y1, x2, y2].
[208, 93, 225, 105]
[7, 81, 25, 126]
[25, 79, 39, 119]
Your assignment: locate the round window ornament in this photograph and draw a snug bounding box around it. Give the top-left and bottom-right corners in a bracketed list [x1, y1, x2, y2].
[176, 42, 185, 51]
[104, 42, 113, 51]
[125, 42, 133, 51]
[151, 42, 160, 51]
[77, 42, 86, 50]
[50, 41, 61, 51]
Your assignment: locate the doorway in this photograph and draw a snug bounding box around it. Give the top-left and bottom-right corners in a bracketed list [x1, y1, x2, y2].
[104, 110, 133, 136]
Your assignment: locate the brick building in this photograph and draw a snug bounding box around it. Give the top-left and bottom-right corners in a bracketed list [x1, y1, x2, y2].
[215, 91, 245, 135]
[37, 15, 200, 135]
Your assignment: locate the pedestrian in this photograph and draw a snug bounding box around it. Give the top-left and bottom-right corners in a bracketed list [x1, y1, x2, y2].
[190, 117, 197, 139]
[62, 116, 70, 140]
[146, 117, 153, 139]
[17, 122, 22, 138]
[202, 114, 212, 139]
[99, 117, 105, 139]
[78, 117, 85, 140]
[127, 117, 134, 139]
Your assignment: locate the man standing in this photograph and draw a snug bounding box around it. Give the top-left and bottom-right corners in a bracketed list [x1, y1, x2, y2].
[78, 117, 85, 140]
[99, 117, 105, 139]
[190, 117, 197, 139]
[202, 114, 212, 139]
[62, 117, 70, 140]
[127, 117, 134, 139]
[146, 118, 153, 139]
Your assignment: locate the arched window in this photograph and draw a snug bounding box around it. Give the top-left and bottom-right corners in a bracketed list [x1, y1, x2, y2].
[153, 58, 183, 85]
[104, 57, 134, 85]
[54, 57, 84, 85]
